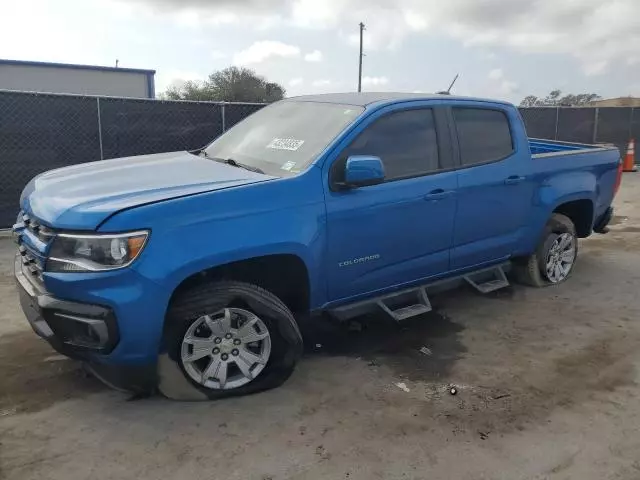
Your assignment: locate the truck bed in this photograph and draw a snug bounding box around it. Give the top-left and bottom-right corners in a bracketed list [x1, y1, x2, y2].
[529, 138, 611, 157]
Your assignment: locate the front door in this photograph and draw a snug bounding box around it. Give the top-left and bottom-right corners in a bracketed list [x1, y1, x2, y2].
[324, 105, 458, 302]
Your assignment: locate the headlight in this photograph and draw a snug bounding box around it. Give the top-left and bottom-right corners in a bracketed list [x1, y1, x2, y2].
[46, 231, 149, 272]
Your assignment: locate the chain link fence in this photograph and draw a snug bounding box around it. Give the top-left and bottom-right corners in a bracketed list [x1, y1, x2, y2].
[1, 90, 638, 228]
[0, 90, 265, 228]
[519, 106, 637, 161]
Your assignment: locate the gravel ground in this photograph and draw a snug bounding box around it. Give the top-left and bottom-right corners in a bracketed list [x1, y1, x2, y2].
[1, 175, 640, 480]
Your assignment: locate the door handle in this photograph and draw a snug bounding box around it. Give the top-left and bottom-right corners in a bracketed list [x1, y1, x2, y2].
[504, 176, 525, 185]
[424, 189, 455, 201]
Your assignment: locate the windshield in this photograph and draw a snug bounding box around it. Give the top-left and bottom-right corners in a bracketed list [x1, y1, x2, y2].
[204, 101, 363, 177]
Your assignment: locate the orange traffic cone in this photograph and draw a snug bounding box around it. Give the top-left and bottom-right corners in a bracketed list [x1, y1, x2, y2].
[623, 139, 637, 172]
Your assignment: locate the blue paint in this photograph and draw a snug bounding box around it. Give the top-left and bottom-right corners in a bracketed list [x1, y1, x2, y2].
[15, 93, 620, 370]
[0, 58, 156, 75]
[146, 72, 155, 99]
[529, 138, 599, 155]
[1, 58, 156, 99]
[344, 155, 385, 186]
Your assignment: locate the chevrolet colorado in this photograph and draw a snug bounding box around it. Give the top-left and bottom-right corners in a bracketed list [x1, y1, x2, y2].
[13, 93, 621, 399]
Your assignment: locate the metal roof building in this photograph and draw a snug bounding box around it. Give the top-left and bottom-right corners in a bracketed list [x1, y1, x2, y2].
[0, 59, 156, 98]
[589, 97, 640, 107]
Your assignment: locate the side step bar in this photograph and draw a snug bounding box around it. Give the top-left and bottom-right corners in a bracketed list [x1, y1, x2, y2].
[329, 264, 510, 323]
[376, 287, 432, 322]
[463, 266, 509, 293]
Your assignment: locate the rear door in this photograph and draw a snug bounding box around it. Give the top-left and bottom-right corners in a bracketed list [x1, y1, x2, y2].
[324, 104, 458, 302]
[450, 104, 533, 270]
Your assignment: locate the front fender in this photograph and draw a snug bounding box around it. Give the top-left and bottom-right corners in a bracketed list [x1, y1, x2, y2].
[101, 171, 327, 309]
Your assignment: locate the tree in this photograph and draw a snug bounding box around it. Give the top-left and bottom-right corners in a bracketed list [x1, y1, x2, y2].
[520, 95, 540, 107]
[163, 67, 286, 103]
[519, 90, 601, 107]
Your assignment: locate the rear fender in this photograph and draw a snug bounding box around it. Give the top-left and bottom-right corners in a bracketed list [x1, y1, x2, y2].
[517, 172, 596, 255]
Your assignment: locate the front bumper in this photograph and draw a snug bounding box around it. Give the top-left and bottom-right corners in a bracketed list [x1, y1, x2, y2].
[15, 255, 118, 355]
[15, 254, 158, 392]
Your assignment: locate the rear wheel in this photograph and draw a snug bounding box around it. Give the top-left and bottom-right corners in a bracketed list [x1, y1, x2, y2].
[159, 280, 303, 400]
[514, 213, 578, 287]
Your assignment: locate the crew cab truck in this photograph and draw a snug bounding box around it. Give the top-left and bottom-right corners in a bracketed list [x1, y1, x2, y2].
[13, 93, 621, 400]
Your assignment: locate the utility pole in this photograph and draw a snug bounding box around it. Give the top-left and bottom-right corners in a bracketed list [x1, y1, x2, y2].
[357, 22, 365, 92]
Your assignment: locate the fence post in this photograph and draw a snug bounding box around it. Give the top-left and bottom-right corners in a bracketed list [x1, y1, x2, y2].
[221, 102, 226, 133]
[592, 107, 599, 144]
[96, 97, 104, 160]
[554, 107, 560, 140]
[630, 107, 635, 140]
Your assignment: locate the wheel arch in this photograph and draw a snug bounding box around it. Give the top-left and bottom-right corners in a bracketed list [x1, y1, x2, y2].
[166, 252, 312, 318]
[552, 197, 594, 238]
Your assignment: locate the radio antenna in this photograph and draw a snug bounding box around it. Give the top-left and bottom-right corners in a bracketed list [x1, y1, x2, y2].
[437, 74, 459, 95]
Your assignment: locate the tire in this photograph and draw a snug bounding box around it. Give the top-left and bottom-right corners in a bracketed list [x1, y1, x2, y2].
[159, 280, 303, 400]
[513, 213, 578, 288]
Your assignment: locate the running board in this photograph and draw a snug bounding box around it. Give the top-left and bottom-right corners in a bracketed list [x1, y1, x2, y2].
[464, 266, 509, 293]
[376, 287, 432, 322]
[327, 261, 511, 323]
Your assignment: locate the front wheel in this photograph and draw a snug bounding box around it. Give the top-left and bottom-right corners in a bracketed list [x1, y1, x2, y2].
[159, 280, 303, 400]
[514, 213, 578, 287]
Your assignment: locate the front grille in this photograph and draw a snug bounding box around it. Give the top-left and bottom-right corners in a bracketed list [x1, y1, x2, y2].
[21, 213, 56, 243]
[15, 211, 54, 287]
[19, 244, 45, 285]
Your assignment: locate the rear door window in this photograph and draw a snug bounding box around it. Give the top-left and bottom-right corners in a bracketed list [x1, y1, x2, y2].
[453, 108, 514, 166]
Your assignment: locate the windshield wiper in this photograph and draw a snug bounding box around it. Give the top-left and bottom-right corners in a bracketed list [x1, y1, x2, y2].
[201, 151, 265, 174]
[221, 158, 265, 174]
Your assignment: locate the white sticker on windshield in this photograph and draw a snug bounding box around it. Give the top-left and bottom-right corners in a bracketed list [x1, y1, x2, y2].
[267, 138, 305, 151]
[281, 161, 297, 171]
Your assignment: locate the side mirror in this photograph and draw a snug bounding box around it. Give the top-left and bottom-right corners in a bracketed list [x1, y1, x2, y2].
[343, 155, 385, 188]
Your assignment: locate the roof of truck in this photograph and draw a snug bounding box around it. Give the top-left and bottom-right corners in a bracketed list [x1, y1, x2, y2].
[288, 92, 513, 108]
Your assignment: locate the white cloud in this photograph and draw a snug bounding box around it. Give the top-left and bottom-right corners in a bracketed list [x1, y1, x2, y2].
[155, 70, 203, 93]
[486, 67, 518, 98]
[211, 50, 227, 60]
[304, 49, 323, 62]
[488, 68, 503, 80]
[500, 80, 519, 95]
[362, 76, 389, 87]
[126, 0, 640, 76]
[311, 79, 332, 87]
[289, 77, 303, 86]
[404, 10, 429, 31]
[584, 60, 608, 76]
[174, 8, 238, 27]
[233, 40, 300, 65]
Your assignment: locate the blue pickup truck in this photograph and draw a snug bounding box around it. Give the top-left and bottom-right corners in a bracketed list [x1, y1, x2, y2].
[14, 93, 621, 399]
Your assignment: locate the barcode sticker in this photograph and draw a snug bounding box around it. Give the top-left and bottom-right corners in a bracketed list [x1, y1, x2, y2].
[267, 138, 305, 151]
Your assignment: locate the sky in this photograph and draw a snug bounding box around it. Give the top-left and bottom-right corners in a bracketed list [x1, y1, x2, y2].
[2, 0, 639, 104]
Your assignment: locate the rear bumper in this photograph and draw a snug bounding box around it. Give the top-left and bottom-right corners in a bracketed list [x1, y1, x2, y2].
[593, 207, 614, 234]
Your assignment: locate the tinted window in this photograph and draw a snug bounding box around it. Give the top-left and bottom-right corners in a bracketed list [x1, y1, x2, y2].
[340, 109, 439, 181]
[453, 108, 513, 166]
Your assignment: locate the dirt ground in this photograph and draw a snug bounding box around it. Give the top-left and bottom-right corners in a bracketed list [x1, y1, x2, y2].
[2, 176, 640, 480]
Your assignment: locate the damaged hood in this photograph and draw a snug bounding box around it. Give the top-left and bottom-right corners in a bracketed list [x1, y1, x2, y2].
[20, 151, 273, 230]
